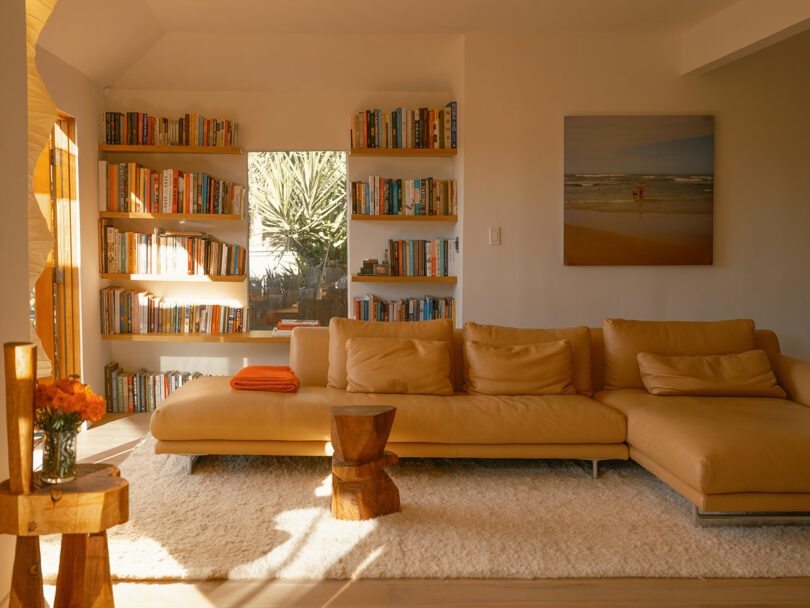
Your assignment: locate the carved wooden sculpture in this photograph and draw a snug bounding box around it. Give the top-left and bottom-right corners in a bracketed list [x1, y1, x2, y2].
[330, 405, 400, 520]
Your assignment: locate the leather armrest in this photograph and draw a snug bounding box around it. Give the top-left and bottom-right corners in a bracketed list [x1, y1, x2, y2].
[774, 354, 810, 407]
[290, 327, 329, 386]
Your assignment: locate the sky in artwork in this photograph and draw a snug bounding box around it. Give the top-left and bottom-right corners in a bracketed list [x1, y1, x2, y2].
[564, 115, 714, 174]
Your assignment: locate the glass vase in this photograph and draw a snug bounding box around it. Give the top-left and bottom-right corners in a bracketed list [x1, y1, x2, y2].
[41, 428, 78, 483]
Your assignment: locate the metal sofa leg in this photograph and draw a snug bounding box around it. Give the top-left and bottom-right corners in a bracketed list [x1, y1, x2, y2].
[183, 455, 202, 474]
[693, 505, 810, 527]
[577, 459, 601, 479]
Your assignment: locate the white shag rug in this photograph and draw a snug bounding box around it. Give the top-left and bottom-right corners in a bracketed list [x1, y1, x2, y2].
[39, 434, 810, 580]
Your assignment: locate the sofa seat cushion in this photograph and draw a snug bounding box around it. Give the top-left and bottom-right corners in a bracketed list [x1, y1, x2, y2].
[151, 376, 626, 445]
[594, 389, 810, 494]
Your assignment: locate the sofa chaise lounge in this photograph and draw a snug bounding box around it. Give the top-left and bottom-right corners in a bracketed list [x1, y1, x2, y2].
[150, 318, 810, 521]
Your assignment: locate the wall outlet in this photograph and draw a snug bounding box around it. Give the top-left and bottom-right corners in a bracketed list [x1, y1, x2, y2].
[488, 226, 501, 246]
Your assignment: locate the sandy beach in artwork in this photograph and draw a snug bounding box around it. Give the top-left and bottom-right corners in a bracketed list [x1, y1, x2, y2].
[564, 223, 712, 266]
[563, 171, 714, 266]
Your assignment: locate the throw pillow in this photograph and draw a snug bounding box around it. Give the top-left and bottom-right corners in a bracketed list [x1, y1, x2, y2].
[464, 339, 576, 395]
[637, 349, 787, 397]
[345, 337, 453, 395]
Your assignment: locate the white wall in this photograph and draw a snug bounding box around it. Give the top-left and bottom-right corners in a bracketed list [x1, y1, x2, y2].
[0, 0, 31, 602]
[36, 49, 110, 393]
[462, 30, 810, 358]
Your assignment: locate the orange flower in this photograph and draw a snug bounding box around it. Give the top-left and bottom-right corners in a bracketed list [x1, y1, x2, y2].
[35, 379, 106, 424]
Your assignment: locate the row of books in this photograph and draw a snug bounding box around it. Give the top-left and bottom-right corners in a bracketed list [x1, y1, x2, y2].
[100, 287, 249, 335]
[350, 102, 457, 149]
[353, 295, 455, 322]
[98, 160, 245, 215]
[102, 112, 238, 147]
[272, 319, 320, 337]
[103, 361, 204, 413]
[102, 227, 246, 277]
[385, 238, 459, 277]
[350, 178, 457, 216]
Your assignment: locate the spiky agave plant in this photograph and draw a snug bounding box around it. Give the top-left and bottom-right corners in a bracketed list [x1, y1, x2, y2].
[249, 151, 347, 284]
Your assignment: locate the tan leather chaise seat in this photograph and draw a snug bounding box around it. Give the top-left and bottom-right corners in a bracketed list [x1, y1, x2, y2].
[595, 390, 810, 511]
[594, 318, 810, 513]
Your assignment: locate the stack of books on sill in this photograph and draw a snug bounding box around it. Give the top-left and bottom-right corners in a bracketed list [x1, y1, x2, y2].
[350, 102, 457, 149]
[103, 361, 204, 413]
[98, 160, 245, 215]
[102, 111, 238, 147]
[351, 177, 457, 216]
[385, 238, 459, 277]
[353, 295, 455, 322]
[102, 227, 246, 277]
[100, 287, 249, 335]
[272, 319, 321, 337]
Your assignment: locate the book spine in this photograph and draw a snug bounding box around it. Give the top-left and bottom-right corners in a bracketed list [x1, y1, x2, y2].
[446, 101, 457, 148]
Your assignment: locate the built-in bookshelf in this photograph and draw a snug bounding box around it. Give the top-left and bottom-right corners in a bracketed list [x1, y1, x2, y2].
[347, 102, 461, 325]
[99, 145, 244, 155]
[351, 214, 457, 222]
[98, 113, 252, 400]
[99, 273, 244, 282]
[101, 332, 290, 343]
[351, 276, 457, 283]
[349, 148, 456, 157]
[99, 212, 242, 221]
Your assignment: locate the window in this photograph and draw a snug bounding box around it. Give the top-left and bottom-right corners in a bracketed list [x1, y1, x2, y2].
[248, 151, 348, 329]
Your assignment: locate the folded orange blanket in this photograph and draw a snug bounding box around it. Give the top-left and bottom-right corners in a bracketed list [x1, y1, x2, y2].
[230, 365, 301, 392]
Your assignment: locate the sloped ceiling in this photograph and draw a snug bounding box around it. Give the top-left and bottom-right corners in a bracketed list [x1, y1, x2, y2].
[37, 0, 739, 87]
[37, 0, 162, 86]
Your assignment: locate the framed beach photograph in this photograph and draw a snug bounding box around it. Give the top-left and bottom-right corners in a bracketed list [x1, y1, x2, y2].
[564, 115, 714, 266]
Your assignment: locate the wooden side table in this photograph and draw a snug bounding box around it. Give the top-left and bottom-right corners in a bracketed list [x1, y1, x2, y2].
[330, 405, 400, 521]
[2, 343, 129, 608]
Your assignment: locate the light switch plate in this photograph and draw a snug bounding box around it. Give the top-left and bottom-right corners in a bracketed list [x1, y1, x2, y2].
[488, 226, 501, 246]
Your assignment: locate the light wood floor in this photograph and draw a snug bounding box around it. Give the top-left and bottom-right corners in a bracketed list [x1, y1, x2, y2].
[40, 413, 810, 608]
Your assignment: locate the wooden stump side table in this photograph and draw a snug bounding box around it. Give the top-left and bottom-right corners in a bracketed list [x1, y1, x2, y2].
[330, 405, 400, 521]
[3, 342, 129, 608]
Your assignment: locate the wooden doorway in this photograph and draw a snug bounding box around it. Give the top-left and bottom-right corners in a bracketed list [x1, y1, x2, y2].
[32, 113, 82, 380]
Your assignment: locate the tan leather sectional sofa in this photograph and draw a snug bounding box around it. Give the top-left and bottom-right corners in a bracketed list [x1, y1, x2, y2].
[150, 318, 810, 516]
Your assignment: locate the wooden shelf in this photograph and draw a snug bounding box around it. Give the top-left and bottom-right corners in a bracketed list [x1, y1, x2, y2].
[351, 275, 457, 283]
[99, 212, 242, 221]
[350, 148, 457, 157]
[102, 331, 290, 343]
[100, 273, 245, 283]
[99, 144, 244, 155]
[351, 214, 457, 222]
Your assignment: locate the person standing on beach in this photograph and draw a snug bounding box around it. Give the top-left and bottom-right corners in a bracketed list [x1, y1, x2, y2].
[639, 183, 645, 200]
[632, 186, 639, 200]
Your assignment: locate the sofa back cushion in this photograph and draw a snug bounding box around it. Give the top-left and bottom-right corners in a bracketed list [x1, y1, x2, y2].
[602, 318, 757, 390]
[637, 349, 787, 397]
[328, 318, 454, 389]
[462, 322, 593, 395]
[465, 339, 576, 395]
[346, 337, 453, 395]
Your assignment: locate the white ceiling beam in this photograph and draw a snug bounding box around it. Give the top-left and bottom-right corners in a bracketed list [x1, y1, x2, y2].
[681, 0, 810, 75]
